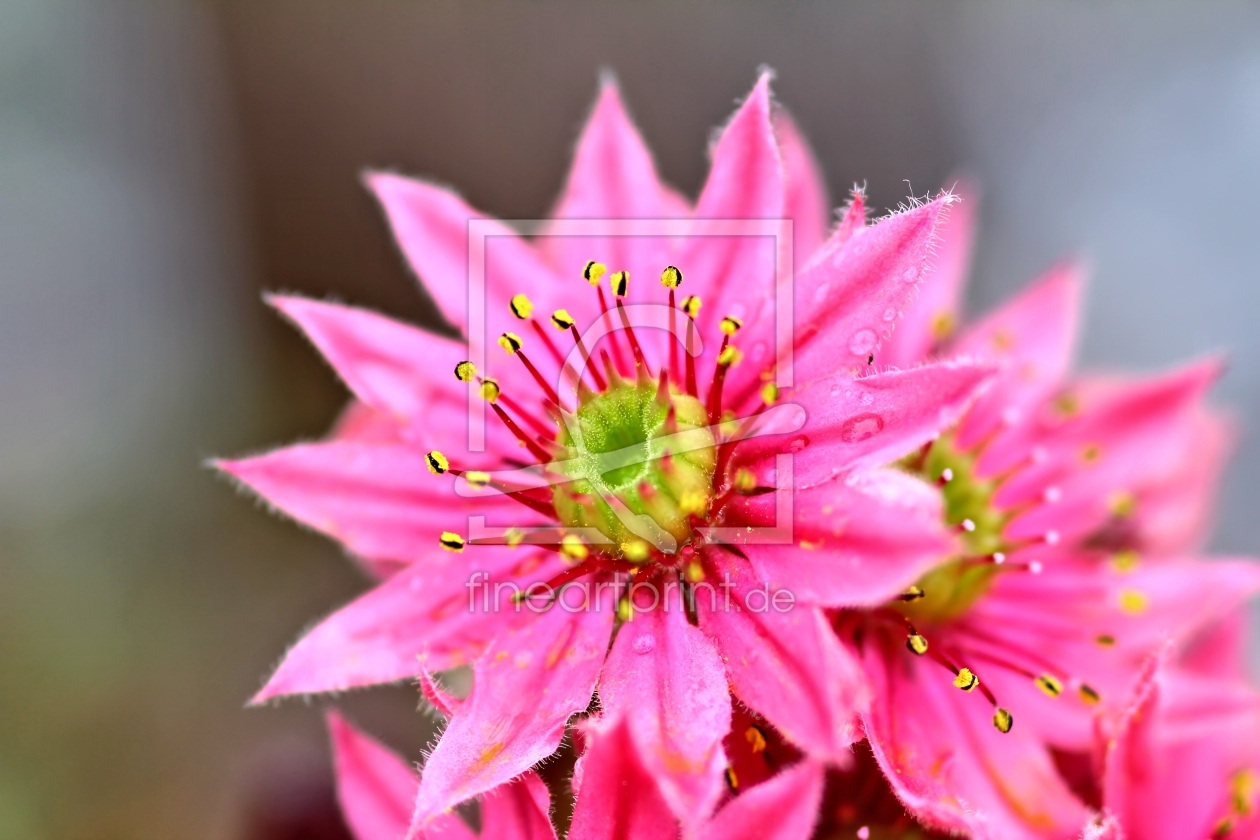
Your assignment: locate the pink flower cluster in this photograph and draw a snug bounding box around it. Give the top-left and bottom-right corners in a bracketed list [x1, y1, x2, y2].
[219, 74, 1260, 839]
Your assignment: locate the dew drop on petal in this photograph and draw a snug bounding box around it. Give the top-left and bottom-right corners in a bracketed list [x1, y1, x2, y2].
[860, 392, 874, 406]
[840, 413, 885, 443]
[632, 633, 656, 655]
[848, 329, 878, 356]
[813, 281, 832, 304]
[1043, 486, 1062, 503]
[788, 435, 810, 453]
[883, 307, 897, 322]
[902, 267, 919, 283]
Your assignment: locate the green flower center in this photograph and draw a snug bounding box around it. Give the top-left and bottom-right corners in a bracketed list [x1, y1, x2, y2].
[550, 378, 716, 558]
[894, 434, 1009, 624]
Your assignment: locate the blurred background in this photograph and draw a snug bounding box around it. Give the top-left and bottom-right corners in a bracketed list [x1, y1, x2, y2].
[2, 1, 1260, 837]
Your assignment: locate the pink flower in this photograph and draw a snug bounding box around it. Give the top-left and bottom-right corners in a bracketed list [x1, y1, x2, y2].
[218, 74, 999, 832]
[1099, 651, 1260, 840]
[814, 184, 1260, 838]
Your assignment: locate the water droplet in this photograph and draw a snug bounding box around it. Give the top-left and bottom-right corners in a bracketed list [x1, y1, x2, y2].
[882, 307, 897, 322]
[632, 633, 656, 655]
[750, 342, 767, 362]
[830, 381, 843, 396]
[848, 329, 878, 356]
[860, 392, 874, 406]
[840, 413, 885, 443]
[1043, 486, 1062, 503]
[813, 281, 832, 305]
[788, 435, 810, 453]
[903, 267, 919, 283]
[844, 390, 852, 398]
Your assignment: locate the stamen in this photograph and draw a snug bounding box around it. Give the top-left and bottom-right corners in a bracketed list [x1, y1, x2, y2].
[609, 270, 630, 298]
[512, 558, 597, 605]
[439, 532, 465, 552]
[954, 668, 980, 692]
[583, 261, 607, 286]
[560, 534, 589, 562]
[455, 360, 477, 382]
[464, 471, 491, 489]
[719, 314, 743, 336]
[706, 336, 738, 426]
[680, 295, 702, 318]
[898, 586, 926, 602]
[489, 402, 554, 463]
[1078, 684, 1102, 705]
[1035, 674, 1064, 698]
[529, 319, 565, 366]
[993, 707, 1014, 733]
[480, 378, 500, 403]
[509, 293, 534, 319]
[498, 332, 523, 354]
[906, 633, 929, 655]
[426, 450, 449, 475]
[660, 265, 683, 288]
[550, 309, 576, 330]
[615, 299, 648, 373]
[744, 724, 768, 753]
[684, 315, 698, 397]
[761, 382, 779, 405]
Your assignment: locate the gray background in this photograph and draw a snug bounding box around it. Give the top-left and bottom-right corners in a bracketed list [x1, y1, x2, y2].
[2, 2, 1258, 838]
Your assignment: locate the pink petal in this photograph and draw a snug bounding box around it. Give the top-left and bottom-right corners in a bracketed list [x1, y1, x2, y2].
[734, 359, 997, 488]
[879, 178, 977, 369]
[679, 73, 783, 370]
[567, 717, 680, 840]
[791, 197, 952, 378]
[726, 467, 951, 607]
[418, 666, 462, 718]
[410, 601, 614, 826]
[773, 108, 829, 267]
[217, 440, 540, 567]
[1103, 659, 1260, 840]
[539, 76, 673, 294]
[695, 760, 824, 840]
[331, 400, 407, 445]
[861, 629, 1091, 839]
[365, 173, 563, 335]
[832, 188, 866, 247]
[696, 559, 868, 762]
[950, 261, 1083, 451]
[1179, 608, 1250, 681]
[327, 711, 475, 840]
[479, 771, 557, 840]
[252, 547, 564, 702]
[990, 360, 1223, 526]
[598, 589, 732, 827]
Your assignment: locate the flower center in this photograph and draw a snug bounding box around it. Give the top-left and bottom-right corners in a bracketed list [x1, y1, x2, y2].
[894, 433, 1008, 624]
[550, 378, 716, 557]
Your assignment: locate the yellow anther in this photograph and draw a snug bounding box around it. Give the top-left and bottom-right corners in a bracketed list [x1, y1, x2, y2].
[717, 345, 742, 367]
[583, 260, 607, 286]
[719, 315, 743, 336]
[903, 585, 925, 601]
[480, 379, 500, 403]
[744, 725, 768, 754]
[464, 470, 491, 489]
[1119, 589, 1149, 615]
[993, 707, 1014, 733]
[550, 309, 576, 330]
[509, 293, 534, 319]
[1096, 634, 1117, 647]
[439, 532, 465, 552]
[1214, 817, 1236, 839]
[906, 634, 929, 656]
[1035, 674, 1064, 698]
[616, 597, 634, 623]
[724, 766, 739, 791]
[761, 382, 780, 404]
[660, 265, 683, 288]
[621, 540, 651, 563]
[1078, 684, 1102, 705]
[678, 490, 708, 516]
[1108, 490, 1137, 517]
[931, 312, 955, 341]
[610, 270, 630, 298]
[1232, 769, 1257, 816]
[1081, 443, 1102, 463]
[498, 332, 523, 354]
[1111, 549, 1140, 574]
[1054, 392, 1080, 416]
[425, 450, 449, 475]
[504, 527, 524, 548]
[733, 469, 757, 493]
[680, 295, 702, 318]
[954, 668, 979, 692]
[560, 534, 589, 562]
[685, 560, 705, 583]
[454, 360, 477, 382]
